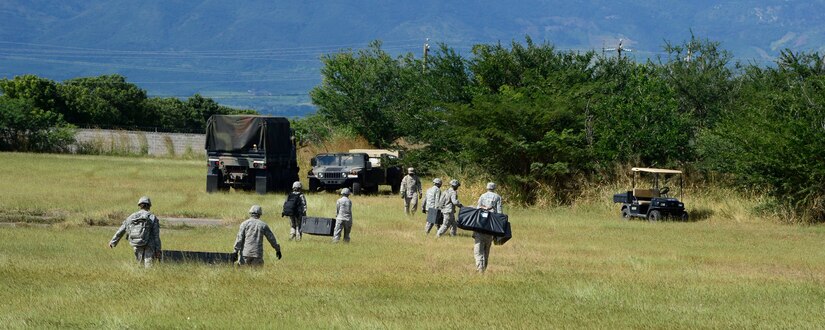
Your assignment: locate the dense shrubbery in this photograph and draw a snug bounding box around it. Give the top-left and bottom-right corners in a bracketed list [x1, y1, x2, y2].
[0, 74, 255, 152]
[308, 36, 825, 222]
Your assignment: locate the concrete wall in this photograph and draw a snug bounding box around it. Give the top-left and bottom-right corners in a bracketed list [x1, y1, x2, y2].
[73, 129, 205, 157]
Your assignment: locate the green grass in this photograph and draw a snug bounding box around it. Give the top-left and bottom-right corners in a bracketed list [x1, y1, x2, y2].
[0, 152, 824, 328]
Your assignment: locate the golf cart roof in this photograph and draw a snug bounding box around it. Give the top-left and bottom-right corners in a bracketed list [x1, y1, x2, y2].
[349, 149, 400, 158]
[631, 167, 682, 174]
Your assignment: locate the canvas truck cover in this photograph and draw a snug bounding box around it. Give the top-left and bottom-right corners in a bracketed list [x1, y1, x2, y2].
[205, 115, 292, 154]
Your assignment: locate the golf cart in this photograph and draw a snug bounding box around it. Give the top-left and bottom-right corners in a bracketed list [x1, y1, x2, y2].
[612, 167, 688, 221]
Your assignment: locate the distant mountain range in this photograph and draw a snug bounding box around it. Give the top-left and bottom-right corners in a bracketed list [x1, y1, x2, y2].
[2, 0, 824, 116]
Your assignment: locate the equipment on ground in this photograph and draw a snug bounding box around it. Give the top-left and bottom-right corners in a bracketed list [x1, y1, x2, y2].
[307, 149, 402, 195]
[612, 167, 689, 221]
[205, 115, 299, 194]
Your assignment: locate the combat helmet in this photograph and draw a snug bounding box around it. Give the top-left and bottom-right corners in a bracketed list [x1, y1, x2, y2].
[137, 196, 152, 207]
[249, 205, 263, 216]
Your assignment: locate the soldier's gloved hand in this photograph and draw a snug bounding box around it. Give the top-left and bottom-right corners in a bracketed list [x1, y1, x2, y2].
[276, 250, 282, 260]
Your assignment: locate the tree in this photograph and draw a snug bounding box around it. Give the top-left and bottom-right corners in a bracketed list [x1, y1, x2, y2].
[61, 74, 148, 126]
[0, 96, 75, 152]
[699, 50, 825, 222]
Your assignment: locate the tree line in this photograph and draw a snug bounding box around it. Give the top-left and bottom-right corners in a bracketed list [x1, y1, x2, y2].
[0, 74, 255, 151]
[1, 36, 822, 222]
[305, 36, 824, 223]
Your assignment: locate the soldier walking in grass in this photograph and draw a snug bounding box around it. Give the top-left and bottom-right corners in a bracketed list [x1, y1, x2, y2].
[283, 181, 308, 241]
[474, 182, 503, 273]
[108, 196, 162, 268]
[437, 179, 463, 237]
[422, 178, 443, 234]
[400, 167, 422, 215]
[332, 188, 353, 243]
[234, 205, 282, 266]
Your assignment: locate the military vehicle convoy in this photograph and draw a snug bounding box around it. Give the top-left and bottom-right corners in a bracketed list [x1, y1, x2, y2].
[308, 149, 402, 194]
[205, 115, 299, 194]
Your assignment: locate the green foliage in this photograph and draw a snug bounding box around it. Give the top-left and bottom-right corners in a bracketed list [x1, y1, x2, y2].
[589, 60, 693, 166]
[699, 50, 825, 222]
[0, 96, 75, 152]
[1, 73, 255, 134]
[310, 41, 415, 147]
[61, 74, 148, 126]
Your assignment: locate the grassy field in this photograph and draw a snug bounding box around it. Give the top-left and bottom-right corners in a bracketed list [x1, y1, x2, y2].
[1, 152, 824, 328]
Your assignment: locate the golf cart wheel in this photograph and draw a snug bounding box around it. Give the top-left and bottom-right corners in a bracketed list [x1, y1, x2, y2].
[621, 208, 631, 220]
[681, 212, 689, 221]
[647, 210, 661, 222]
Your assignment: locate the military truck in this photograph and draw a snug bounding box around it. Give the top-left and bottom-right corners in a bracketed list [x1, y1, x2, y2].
[205, 115, 299, 194]
[307, 149, 402, 194]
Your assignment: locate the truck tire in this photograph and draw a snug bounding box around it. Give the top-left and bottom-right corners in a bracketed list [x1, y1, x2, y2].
[647, 210, 661, 222]
[621, 207, 630, 220]
[309, 178, 319, 192]
[391, 183, 400, 194]
[680, 212, 689, 221]
[352, 182, 362, 195]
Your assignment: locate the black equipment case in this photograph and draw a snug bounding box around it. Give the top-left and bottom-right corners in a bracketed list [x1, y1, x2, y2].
[301, 216, 335, 236]
[457, 207, 511, 244]
[426, 208, 443, 226]
[161, 250, 238, 264]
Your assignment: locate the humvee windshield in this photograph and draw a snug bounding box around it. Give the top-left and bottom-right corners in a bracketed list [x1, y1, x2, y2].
[316, 154, 365, 167]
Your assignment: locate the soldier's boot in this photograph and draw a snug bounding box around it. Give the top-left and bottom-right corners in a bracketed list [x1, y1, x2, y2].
[289, 229, 296, 241]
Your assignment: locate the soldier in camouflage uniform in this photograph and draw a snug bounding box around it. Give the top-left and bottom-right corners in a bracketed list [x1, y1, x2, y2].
[422, 178, 443, 234]
[109, 196, 162, 268]
[233, 205, 282, 266]
[437, 179, 463, 237]
[332, 188, 353, 243]
[474, 182, 503, 273]
[400, 167, 422, 215]
[288, 181, 308, 241]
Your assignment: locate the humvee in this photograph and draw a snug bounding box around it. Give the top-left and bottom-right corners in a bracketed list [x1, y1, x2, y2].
[612, 167, 689, 221]
[307, 149, 402, 194]
[204, 115, 299, 194]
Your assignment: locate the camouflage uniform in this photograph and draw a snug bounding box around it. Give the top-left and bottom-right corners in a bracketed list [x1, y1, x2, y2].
[234, 206, 281, 266]
[474, 184, 503, 273]
[333, 189, 353, 243]
[109, 197, 161, 268]
[400, 170, 422, 215]
[288, 191, 308, 241]
[437, 182, 462, 237]
[422, 181, 443, 234]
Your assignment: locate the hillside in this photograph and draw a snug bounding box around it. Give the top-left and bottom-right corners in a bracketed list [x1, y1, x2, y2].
[2, 0, 824, 115]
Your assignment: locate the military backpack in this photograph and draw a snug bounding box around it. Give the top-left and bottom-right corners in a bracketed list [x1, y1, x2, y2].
[127, 213, 153, 247]
[282, 193, 303, 217]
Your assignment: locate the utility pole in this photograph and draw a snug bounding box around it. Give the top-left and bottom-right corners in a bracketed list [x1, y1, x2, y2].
[422, 38, 430, 73]
[604, 38, 632, 59]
